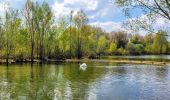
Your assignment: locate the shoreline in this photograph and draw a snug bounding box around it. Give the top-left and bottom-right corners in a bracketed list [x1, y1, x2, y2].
[0, 58, 170, 65]
[65, 59, 170, 65]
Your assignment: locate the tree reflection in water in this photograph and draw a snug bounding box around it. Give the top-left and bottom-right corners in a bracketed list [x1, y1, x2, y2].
[0, 63, 169, 100]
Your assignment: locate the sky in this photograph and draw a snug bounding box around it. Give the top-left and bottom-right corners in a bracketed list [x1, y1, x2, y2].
[0, 0, 169, 34]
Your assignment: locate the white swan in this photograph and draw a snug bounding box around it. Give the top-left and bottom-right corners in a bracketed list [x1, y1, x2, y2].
[79, 63, 87, 70]
[54, 89, 62, 100]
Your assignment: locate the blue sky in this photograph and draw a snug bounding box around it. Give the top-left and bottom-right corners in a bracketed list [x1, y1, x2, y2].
[0, 0, 169, 33]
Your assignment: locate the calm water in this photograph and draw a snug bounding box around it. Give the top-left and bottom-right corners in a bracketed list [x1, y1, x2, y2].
[0, 62, 170, 100]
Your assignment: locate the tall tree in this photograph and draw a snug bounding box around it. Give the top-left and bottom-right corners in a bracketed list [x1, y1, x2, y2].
[24, 0, 35, 63]
[110, 31, 129, 48]
[73, 10, 88, 59]
[33, 1, 53, 60]
[69, 10, 73, 58]
[144, 33, 154, 53]
[0, 18, 5, 57]
[57, 16, 68, 58]
[4, 9, 20, 65]
[97, 35, 108, 57]
[152, 31, 169, 54]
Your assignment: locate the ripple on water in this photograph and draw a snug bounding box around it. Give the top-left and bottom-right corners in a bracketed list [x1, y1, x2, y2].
[0, 63, 170, 100]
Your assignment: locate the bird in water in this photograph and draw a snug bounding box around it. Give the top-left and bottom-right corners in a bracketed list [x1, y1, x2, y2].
[54, 89, 62, 100]
[79, 63, 87, 71]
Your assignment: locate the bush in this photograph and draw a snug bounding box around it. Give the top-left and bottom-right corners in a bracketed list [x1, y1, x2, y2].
[116, 48, 129, 55]
[126, 42, 144, 55]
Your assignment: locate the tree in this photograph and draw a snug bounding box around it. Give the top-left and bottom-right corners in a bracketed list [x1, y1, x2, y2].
[116, 0, 170, 20]
[40, 2, 53, 60]
[57, 16, 68, 57]
[152, 31, 169, 54]
[4, 9, 21, 65]
[97, 35, 108, 57]
[126, 42, 144, 55]
[69, 11, 73, 58]
[0, 18, 5, 57]
[0, 0, 170, 63]
[32, 1, 53, 60]
[73, 10, 88, 59]
[130, 33, 144, 44]
[110, 31, 129, 48]
[24, 0, 35, 63]
[144, 33, 154, 53]
[14, 28, 30, 61]
[115, 0, 170, 35]
[108, 42, 117, 54]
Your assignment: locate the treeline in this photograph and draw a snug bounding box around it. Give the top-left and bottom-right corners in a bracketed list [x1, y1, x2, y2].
[0, 0, 170, 63]
[109, 31, 170, 55]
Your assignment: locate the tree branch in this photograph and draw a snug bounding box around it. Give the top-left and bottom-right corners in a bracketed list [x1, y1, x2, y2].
[165, 0, 170, 11]
[153, 0, 170, 20]
[135, 0, 170, 20]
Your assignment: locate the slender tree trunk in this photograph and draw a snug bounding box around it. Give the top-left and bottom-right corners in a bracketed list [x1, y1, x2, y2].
[77, 27, 80, 59]
[70, 26, 72, 59]
[31, 20, 34, 63]
[36, 33, 39, 59]
[6, 37, 9, 66]
[31, 40, 34, 63]
[69, 11, 73, 59]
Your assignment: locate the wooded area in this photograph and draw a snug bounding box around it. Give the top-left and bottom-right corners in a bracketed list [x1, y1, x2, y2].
[0, 0, 170, 64]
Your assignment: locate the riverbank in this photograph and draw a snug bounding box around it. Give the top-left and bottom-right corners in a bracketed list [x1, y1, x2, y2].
[65, 59, 170, 65]
[0, 58, 169, 65]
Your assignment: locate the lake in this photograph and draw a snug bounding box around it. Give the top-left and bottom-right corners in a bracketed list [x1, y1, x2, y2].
[0, 62, 170, 100]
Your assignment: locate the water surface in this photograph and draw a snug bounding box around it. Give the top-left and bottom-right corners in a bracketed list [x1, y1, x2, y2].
[0, 62, 170, 100]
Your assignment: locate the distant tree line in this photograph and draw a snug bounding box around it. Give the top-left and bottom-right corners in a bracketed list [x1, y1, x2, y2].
[109, 31, 170, 55]
[0, 0, 170, 63]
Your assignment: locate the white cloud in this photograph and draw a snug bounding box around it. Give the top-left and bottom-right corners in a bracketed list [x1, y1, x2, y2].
[51, 0, 125, 32]
[0, 2, 9, 12]
[52, 0, 98, 18]
[154, 17, 170, 28]
[90, 21, 126, 32]
[0, 0, 24, 12]
[51, 0, 121, 20]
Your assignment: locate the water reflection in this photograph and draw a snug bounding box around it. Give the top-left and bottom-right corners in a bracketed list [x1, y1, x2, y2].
[155, 66, 168, 80]
[0, 63, 170, 100]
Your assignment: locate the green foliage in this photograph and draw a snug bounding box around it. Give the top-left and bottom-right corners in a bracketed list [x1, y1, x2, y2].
[152, 31, 169, 54]
[108, 42, 117, 54]
[126, 42, 145, 55]
[73, 10, 88, 59]
[127, 33, 156, 55]
[135, 44, 145, 54]
[130, 34, 144, 44]
[13, 29, 29, 59]
[110, 31, 128, 48]
[0, 1, 169, 62]
[116, 48, 129, 55]
[97, 35, 108, 55]
[145, 45, 152, 54]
